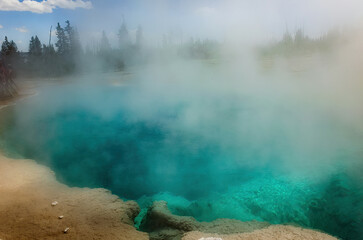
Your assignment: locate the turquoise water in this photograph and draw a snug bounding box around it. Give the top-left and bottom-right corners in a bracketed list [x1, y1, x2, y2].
[0, 71, 362, 239]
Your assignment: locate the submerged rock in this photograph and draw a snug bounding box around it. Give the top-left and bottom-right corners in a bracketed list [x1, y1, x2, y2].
[183, 225, 339, 240]
[140, 201, 269, 240]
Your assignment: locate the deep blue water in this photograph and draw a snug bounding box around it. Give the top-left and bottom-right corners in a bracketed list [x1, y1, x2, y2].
[0, 77, 362, 239]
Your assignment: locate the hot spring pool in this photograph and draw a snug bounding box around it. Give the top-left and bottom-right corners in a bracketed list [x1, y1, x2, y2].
[0, 71, 362, 239]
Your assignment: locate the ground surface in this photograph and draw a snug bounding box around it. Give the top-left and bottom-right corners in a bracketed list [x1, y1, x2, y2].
[0, 154, 149, 240]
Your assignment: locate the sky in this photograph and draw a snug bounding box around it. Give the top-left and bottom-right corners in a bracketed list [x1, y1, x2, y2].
[0, 0, 363, 51]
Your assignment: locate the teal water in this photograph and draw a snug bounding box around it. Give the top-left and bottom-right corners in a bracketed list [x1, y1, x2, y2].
[0, 71, 362, 239]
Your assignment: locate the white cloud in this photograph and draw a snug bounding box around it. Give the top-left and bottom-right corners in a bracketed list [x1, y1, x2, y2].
[0, 0, 92, 14]
[0, 24, 3, 29]
[15, 26, 29, 33]
[47, 0, 92, 10]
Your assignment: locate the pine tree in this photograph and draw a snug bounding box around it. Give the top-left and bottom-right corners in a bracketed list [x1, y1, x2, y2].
[55, 23, 69, 55]
[42, 44, 55, 56]
[9, 41, 18, 54]
[34, 36, 42, 56]
[29, 36, 42, 56]
[65, 20, 82, 55]
[118, 17, 131, 49]
[1, 36, 17, 57]
[294, 29, 305, 45]
[135, 25, 143, 49]
[1, 36, 10, 56]
[100, 31, 111, 53]
[29, 36, 35, 53]
[64, 20, 73, 39]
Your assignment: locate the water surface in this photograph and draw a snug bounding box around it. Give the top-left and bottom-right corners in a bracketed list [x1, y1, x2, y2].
[0, 67, 362, 239]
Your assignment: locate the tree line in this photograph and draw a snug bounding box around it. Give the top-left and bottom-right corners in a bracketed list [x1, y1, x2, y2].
[0, 20, 144, 78]
[260, 28, 343, 57]
[0, 19, 221, 78]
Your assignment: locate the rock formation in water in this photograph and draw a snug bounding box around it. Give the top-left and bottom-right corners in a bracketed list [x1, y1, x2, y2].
[183, 225, 339, 240]
[140, 201, 270, 240]
[140, 201, 339, 240]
